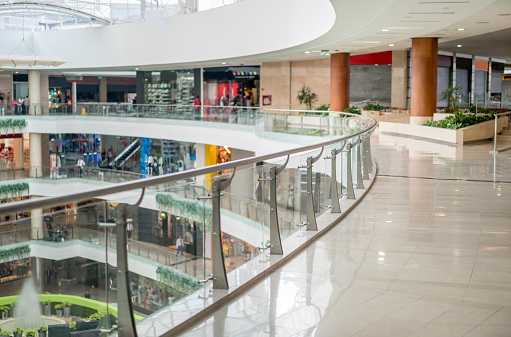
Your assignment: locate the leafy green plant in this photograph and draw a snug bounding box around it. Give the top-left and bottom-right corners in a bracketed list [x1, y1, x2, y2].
[423, 113, 493, 130]
[0, 183, 30, 201]
[0, 331, 11, 336]
[12, 328, 23, 335]
[314, 104, 330, 111]
[297, 85, 318, 111]
[343, 107, 361, 115]
[69, 322, 76, 331]
[362, 103, 382, 111]
[63, 302, 72, 308]
[88, 310, 106, 321]
[440, 86, 464, 122]
[0, 305, 10, 312]
[0, 246, 30, 263]
[54, 304, 64, 310]
[156, 193, 212, 229]
[156, 265, 202, 298]
[0, 119, 27, 134]
[25, 331, 36, 337]
[42, 300, 51, 306]
[36, 326, 47, 333]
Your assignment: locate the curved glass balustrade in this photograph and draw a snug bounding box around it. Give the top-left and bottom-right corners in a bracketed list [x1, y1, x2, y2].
[0, 108, 376, 337]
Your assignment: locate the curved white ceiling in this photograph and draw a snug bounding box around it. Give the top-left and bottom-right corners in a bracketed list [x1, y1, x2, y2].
[0, 0, 509, 71]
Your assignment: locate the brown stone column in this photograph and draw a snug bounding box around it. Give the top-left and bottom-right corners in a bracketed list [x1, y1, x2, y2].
[410, 38, 438, 124]
[330, 53, 350, 112]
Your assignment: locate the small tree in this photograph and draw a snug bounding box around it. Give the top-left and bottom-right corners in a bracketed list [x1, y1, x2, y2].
[441, 86, 462, 122]
[297, 85, 318, 111]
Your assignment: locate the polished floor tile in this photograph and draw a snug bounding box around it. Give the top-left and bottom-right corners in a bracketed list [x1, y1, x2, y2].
[180, 132, 511, 336]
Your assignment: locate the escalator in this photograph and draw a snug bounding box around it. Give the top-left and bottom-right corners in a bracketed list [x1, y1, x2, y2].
[109, 138, 141, 169]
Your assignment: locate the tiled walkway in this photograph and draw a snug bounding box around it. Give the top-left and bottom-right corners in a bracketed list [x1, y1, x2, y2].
[180, 131, 511, 336]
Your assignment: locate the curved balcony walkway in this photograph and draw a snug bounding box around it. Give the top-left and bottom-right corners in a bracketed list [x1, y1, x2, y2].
[179, 131, 511, 337]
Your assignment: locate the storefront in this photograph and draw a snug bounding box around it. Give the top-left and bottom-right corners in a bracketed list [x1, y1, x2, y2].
[203, 66, 260, 109]
[143, 70, 195, 106]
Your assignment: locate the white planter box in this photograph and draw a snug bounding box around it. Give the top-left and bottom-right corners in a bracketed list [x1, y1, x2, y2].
[379, 117, 507, 146]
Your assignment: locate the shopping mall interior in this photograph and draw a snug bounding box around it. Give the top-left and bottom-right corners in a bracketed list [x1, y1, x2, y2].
[0, 0, 510, 336]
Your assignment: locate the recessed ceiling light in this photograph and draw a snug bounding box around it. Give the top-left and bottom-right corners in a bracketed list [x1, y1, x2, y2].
[457, 28, 465, 31]
[389, 43, 395, 46]
[382, 28, 389, 32]
[305, 51, 311, 54]
[457, 44, 462, 47]
[375, 64, 379, 66]
[15, 71, 18, 73]
[222, 62, 226, 64]
[135, 68, 139, 70]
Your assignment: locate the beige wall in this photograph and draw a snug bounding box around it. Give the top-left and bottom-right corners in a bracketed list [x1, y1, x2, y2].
[260, 58, 330, 109]
[391, 50, 408, 109]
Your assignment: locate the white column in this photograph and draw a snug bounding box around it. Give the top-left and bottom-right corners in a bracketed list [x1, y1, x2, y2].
[40, 73, 49, 115]
[99, 77, 108, 102]
[28, 70, 41, 115]
[31, 208, 43, 240]
[72, 81, 77, 113]
[195, 143, 205, 183]
[30, 133, 42, 177]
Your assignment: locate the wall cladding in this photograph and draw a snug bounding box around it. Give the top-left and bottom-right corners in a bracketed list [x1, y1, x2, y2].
[350, 64, 391, 106]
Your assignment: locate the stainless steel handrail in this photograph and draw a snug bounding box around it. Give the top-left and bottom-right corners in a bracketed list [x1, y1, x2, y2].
[0, 110, 376, 215]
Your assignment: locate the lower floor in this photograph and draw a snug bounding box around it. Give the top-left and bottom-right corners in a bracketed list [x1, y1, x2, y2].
[179, 131, 511, 336]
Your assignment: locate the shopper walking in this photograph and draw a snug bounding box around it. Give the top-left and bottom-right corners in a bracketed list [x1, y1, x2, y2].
[76, 157, 85, 177]
[176, 236, 184, 256]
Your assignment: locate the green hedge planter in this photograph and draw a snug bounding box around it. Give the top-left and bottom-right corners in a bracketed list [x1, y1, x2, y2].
[0, 245, 30, 263]
[156, 193, 212, 228]
[0, 119, 27, 134]
[156, 265, 202, 298]
[0, 183, 30, 201]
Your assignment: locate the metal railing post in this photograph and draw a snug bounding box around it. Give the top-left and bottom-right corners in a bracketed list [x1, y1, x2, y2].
[114, 203, 138, 337]
[355, 137, 364, 189]
[326, 142, 346, 213]
[209, 171, 236, 289]
[365, 131, 373, 174]
[259, 156, 289, 255]
[299, 148, 323, 231]
[362, 135, 370, 180]
[345, 143, 355, 199]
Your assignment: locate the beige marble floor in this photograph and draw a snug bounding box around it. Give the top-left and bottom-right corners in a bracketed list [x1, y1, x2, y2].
[180, 132, 511, 337]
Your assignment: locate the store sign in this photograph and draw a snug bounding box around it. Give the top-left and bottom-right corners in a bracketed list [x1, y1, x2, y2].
[503, 74, 511, 81]
[231, 71, 258, 80]
[262, 95, 272, 106]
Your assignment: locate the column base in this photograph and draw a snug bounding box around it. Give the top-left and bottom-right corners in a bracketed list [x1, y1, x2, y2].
[410, 116, 432, 125]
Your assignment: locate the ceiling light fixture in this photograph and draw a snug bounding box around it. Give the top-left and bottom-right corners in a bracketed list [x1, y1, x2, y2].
[222, 62, 226, 64]
[382, 28, 389, 32]
[457, 44, 462, 47]
[135, 67, 139, 70]
[457, 28, 465, 31]
[389, 43, 395, 46]
[305, 51, 311, 54]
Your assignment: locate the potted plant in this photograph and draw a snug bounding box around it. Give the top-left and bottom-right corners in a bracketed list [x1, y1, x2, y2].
[69, 321, 76, 332]
[0, 330, 12, 336]
[25, 332, 36, 337]
[36, 326, 47, 337]
[42, 300, 51, 316]
[54, 304, 63, 317]
[0, 305, 10, 320]
[297, 85, 318, 111]
[63, 302, 72, 318]
[12, 328, 22, 337]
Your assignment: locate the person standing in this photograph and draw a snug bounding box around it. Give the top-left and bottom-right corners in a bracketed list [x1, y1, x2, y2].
[193, 96, 201, 120]
[76, 157, 85, 177]
[46, 267, 52, 285]
[176, 235, 184, 256]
